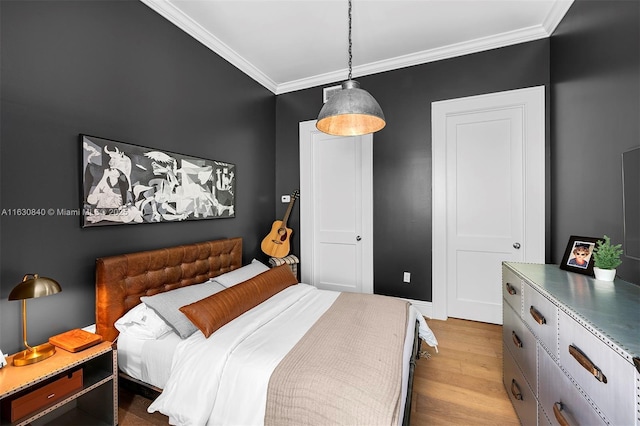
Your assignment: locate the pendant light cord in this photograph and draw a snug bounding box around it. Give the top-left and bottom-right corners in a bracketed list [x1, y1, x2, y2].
[348, 0, 353, 81]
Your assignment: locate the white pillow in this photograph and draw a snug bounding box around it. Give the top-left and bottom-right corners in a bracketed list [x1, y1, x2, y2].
[212, 259, 270, 288]
[115, 303, 172, 340]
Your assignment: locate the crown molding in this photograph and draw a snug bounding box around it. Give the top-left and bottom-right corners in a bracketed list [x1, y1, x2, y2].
[542, 0, 574, 34]
[276, 24, 550, 94]
[141, 0, 574, 96]
[277, 1, 574, 94]
[140, 0, 279, 93]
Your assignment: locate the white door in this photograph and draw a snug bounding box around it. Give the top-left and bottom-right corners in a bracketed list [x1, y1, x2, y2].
[432, 86, 545, 324]
[299, 120, 373, 293]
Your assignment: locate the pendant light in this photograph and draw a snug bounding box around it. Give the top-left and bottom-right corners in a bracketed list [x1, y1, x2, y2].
[316, 0, 385, 136]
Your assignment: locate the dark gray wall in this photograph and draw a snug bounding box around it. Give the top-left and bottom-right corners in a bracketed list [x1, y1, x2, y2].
[550, 0, 640, 283]
[0, 0, 275, 353]
[275, 40, 551, 302]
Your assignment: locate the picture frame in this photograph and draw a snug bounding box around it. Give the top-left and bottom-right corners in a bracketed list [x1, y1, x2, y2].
[559, 235, 600, 276]
[81, 134, 235, 228]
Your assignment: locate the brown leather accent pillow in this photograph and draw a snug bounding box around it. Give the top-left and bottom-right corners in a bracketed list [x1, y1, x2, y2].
[179, 265, 298, 338]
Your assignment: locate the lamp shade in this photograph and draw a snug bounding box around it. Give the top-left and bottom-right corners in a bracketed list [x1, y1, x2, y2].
[316, 80, 386, 136]
[9, 274, 61, 300]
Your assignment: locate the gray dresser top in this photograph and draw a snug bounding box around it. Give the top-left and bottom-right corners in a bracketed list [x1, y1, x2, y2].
[504, 262, 640, 359]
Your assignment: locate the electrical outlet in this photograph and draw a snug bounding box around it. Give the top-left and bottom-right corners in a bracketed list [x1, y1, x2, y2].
[281, 195, 291, 203]
[403, 272, 411, 283]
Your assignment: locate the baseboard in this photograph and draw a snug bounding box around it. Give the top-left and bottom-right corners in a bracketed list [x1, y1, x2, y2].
[403, 298, 434, 319]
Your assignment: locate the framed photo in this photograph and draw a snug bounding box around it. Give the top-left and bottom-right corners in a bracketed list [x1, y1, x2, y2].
[81, 134, 235, 228]
[559, 235, 600, 276]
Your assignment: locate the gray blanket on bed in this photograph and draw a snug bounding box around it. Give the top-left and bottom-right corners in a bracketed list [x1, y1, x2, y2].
[264, 292, 410, 426]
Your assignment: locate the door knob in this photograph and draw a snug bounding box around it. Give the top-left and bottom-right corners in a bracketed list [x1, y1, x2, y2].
[356, 236, 362, 241]
[513, 242, 521, 249]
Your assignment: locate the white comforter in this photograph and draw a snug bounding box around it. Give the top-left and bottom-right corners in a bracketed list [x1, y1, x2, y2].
[148, 284, 436, 426]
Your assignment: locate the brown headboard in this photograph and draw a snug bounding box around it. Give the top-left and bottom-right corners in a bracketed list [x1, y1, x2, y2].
[95, 238, 242, 342]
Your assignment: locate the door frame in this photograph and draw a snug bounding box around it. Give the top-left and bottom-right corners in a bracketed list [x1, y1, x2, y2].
[431, 86, 546, 321]
[299, 120, 374, 293]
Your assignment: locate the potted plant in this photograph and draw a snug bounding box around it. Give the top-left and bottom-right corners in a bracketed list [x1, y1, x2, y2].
[592, 235, 623, 281]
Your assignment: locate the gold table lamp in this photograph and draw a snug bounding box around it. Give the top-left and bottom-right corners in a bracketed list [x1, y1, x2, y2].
[8, 274, 62, 366]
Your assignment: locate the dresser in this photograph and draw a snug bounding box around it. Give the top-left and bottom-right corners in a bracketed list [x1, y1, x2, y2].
[502, 262, 640, 425]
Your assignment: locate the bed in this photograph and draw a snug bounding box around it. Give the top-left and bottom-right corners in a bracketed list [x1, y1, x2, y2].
[95, 237, 437, 426]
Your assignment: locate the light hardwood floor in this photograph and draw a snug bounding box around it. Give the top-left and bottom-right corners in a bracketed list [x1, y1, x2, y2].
[118, 318, 520, 425]
[409, 318, 519, 425]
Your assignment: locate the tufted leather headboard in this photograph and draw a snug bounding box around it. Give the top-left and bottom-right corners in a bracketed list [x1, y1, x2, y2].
[95, 238, 242, 342]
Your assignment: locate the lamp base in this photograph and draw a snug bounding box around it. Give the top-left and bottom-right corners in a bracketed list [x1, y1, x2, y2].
[12, 343, 56, 366]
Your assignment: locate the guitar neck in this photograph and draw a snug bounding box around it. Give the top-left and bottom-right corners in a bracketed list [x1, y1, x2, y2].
[279, 198, 296, 229]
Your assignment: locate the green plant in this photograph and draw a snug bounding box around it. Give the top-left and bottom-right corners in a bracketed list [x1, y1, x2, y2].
[592, 235, 623, 270]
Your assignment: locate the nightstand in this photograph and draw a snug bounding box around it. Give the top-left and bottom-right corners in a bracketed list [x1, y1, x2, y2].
[0, 341, 117, 425]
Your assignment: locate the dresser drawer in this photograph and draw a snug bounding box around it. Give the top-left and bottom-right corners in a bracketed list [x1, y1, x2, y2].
[538, 345, 606, 426]
[503, 303, 537, 391]
[558, 309, 636, 426]
[2, 368, 83, 422]
[504, 346, 537, 426]
[523, 282, 558, 358]
[502, 266, 523, 314]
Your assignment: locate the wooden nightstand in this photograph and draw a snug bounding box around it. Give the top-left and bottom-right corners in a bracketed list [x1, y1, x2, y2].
[0, 341, 117, 425]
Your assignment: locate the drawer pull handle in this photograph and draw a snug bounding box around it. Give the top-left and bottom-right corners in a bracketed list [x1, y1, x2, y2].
[529, 306, 546, 325]
[569, 344, 607, 383]
[511, 331, 523, 348]
[510, 379, 523, 400]
[47, 393, 56, 399]
[553, 402, 571, 426]
[505, 283, 517, 295]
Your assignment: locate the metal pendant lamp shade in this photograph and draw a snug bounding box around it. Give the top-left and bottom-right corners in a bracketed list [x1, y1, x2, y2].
[316, 80, 385, 136]
[316, 0, 386, 136]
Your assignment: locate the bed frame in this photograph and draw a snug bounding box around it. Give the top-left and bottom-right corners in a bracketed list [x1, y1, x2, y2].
[94, 236, 419, 424]
[95, 237, 242, 343]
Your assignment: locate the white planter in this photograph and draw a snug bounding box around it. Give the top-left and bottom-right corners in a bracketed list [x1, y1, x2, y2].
[594, 267, 616, 281]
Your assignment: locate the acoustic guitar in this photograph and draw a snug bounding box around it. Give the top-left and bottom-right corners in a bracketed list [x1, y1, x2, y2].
[261, 190, 299, 258]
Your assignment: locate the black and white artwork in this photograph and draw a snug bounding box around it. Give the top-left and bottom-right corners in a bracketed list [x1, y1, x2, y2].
[81, 135, 235, 227]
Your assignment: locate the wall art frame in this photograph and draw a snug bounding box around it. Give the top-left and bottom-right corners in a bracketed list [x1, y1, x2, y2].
[559, 235, 600, 276]
[81, 134, 235, 228]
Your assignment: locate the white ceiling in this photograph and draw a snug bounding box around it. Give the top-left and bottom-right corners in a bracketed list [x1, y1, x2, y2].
[140, 0, 574, 94]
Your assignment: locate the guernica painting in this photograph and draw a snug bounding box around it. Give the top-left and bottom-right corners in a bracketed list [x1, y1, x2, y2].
[81, 135, 235, 227]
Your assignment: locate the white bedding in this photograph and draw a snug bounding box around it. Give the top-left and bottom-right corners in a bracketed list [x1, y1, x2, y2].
[118, 331, 182, 389]
[146, 284, 436, 426]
